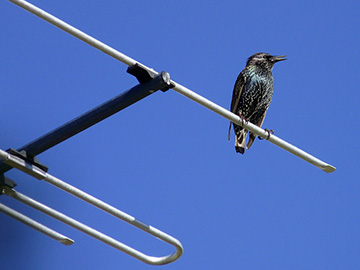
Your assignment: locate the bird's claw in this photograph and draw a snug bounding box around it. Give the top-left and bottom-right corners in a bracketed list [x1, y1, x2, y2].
[258, 128, 274, 140]
[239, 114, 248, 126]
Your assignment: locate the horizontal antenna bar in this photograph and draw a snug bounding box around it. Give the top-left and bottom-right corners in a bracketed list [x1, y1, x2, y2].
[0, 149, 183, 265]
[0, 200, 74, 246]
[8, 0, 335, 173]
[171, 84, 336, 173]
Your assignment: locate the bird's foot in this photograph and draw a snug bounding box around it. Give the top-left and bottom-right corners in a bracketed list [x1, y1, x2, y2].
[258, 128, 274, 140]
[239, 114, 248, 126]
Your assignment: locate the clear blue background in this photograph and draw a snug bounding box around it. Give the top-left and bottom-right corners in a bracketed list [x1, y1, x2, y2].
[1, 0, 359, 269]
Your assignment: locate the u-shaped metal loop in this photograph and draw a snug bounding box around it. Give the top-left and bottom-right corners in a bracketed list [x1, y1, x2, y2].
[0, 149, 183, 265]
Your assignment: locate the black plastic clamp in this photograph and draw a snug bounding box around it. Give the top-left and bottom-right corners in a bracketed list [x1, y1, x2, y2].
[127, 63, 174, 92]
[6, 148, 49, 173]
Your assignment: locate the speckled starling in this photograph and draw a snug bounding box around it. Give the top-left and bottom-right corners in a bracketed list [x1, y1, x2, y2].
[228, 52, 286, 154]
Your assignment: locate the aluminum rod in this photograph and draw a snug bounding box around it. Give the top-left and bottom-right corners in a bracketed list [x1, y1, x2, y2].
[0, 149, 183, 265]
[8, 0, 335, 172]
[0, 200, 74, 246]
[171, 84, 336, 173]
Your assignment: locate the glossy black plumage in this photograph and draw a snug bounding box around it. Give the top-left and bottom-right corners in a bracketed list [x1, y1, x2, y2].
[228, 52, 286, 154]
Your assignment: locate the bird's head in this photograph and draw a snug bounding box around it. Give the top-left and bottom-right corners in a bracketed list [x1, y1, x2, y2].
[246, 52, 287, 70]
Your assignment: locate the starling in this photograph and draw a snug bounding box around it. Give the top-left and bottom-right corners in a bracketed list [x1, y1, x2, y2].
[228, 52, 286, 154]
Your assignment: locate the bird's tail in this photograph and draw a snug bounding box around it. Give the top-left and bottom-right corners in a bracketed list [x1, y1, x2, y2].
[234, 125, 247, 154]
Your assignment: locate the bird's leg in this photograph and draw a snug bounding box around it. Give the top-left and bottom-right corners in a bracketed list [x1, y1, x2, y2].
[258, 128, 274, 140]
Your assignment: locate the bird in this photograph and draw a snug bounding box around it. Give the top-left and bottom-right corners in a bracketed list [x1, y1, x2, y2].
[228, 52, 286, 154]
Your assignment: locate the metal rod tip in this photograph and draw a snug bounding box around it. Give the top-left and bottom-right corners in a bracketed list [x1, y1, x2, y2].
[60, 238, 75, 246]
[322, 165, 336, 173]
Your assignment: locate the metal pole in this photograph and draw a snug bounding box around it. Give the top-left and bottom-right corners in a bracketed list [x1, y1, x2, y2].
[7, 0, 336, 173]
[0, 149, 183, 265]
[0, 72, 171, 174]
[171, 84, 337, 173]
[0, 201, 74, 246]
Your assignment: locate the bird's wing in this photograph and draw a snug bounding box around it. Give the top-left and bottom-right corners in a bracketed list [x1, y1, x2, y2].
[228, 71, 246, 141]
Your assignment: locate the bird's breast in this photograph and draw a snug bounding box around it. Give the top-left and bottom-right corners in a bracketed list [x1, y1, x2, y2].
[237, 72, 273, 117]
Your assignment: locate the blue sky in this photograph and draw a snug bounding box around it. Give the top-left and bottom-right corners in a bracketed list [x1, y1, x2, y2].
[1, 0, 359, 269]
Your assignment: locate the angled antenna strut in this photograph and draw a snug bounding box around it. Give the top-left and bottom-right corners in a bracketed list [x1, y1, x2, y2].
[0, 71, 171, 174]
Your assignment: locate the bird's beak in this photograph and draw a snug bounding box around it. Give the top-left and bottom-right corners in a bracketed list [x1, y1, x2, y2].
[271, 55, 287, 63]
